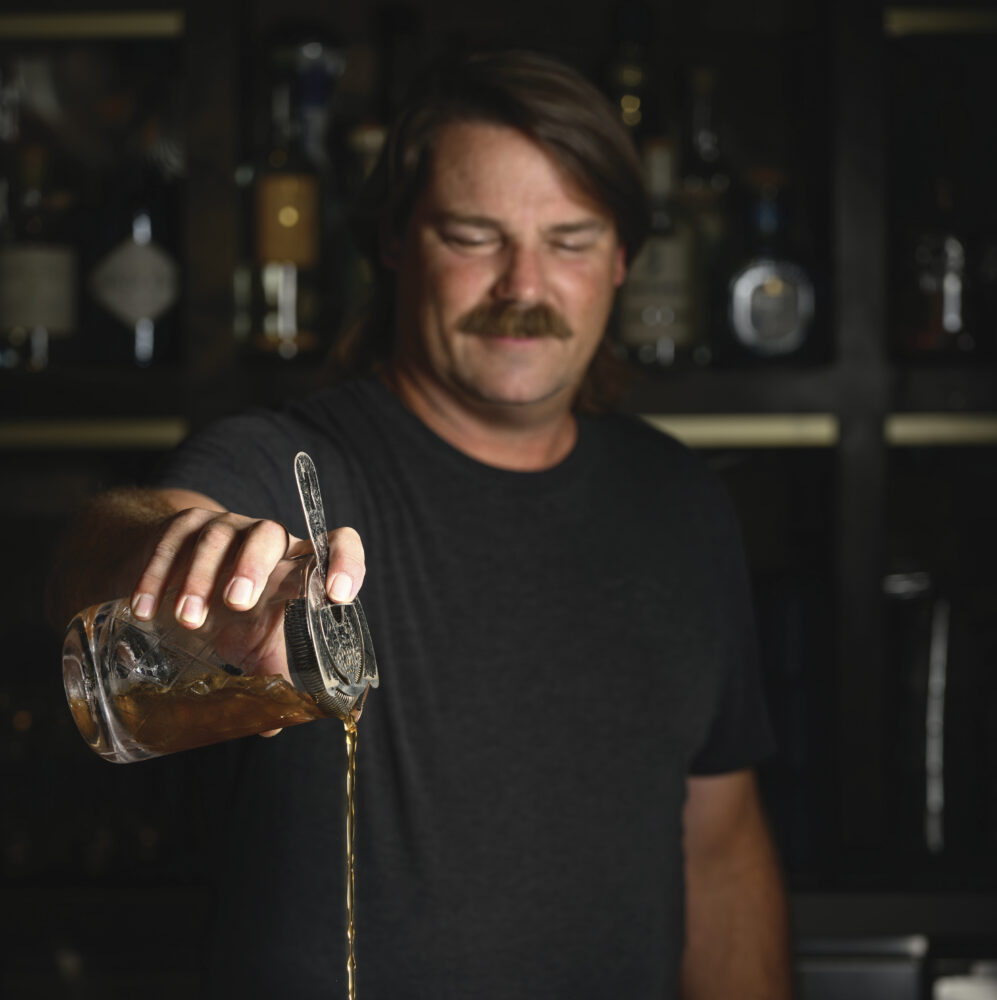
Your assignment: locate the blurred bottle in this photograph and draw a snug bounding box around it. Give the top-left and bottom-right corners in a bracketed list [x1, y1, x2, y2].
[85, 114, 183, 367]
[680, 66, 732, 363]
[0, 63, 80, 372]
[603, 0, 656, 144]
[246, 27, 345, 363]
[892, 177, 975, 361]
[713, 168, 817, 365]
[617, 138, 698, 366]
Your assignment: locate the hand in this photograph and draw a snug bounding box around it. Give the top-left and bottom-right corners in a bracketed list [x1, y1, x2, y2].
[129, 493, 366, 650]
[125, 500, 366, 739]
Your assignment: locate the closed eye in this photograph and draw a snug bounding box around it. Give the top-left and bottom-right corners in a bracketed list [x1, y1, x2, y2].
[443, 231, 500, 249]
[550, 238, 597, 253]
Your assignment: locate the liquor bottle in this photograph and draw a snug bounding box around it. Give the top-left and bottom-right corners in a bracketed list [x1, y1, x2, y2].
[617, 138, 697, 366]
[85, 116, 183, 367]
[680, 66, 732, 362]
[249, 28, 345, 362]
[603, 0, 655, 142]
[0, 137, 79, 371]
[713, 168, 816, 365]
[892, 177, 974, 360]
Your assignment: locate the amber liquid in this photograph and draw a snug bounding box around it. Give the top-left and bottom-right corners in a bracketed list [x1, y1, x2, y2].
[345, 720, 358, 1000]
[69, 671, 326, 759]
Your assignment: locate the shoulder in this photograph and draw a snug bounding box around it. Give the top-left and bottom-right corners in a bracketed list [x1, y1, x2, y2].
[586, 412, 740, 534]
[589, 412, 721, 486]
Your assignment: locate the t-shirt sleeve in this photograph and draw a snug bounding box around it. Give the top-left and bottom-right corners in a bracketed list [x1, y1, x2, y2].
[147, 410, 305, 532]
[687, 477, 776, 775]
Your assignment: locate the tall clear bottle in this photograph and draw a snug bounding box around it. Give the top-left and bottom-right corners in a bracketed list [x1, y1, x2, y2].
[680, 66, 732, 364]
[603, 0, 655, 141]
[0, 62, 79, 371]
[247, 29, 345, 363]
[617, 138, 697, 366]
[85, 115, 183, 367]
[892, 176, 974, 361]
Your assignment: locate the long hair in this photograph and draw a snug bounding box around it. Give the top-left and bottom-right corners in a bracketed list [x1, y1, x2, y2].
[328, 49, 649, 412]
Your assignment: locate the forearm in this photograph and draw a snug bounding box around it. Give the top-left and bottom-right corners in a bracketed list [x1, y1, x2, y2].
[681, 833, 793, 998]
[681, 772, 794, 1000]
[45, 487, 181, 629]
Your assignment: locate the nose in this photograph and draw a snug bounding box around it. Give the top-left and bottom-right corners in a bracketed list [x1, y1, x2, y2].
[492, 243, 545, 304]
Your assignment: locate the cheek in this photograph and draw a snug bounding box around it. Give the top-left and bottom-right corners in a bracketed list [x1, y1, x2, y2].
[423, 256, 494, 315]
[559, 263, 618, 319]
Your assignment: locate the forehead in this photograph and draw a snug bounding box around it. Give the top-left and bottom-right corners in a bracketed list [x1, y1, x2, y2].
[418, 120, 611, 224]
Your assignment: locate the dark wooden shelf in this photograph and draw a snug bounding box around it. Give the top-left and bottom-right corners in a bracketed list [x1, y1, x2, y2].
[622, 364, 844, 414]
[891, 366, 997, 413]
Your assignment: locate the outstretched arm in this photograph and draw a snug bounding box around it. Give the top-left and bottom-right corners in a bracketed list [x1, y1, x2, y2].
[46, 486, 365, 633]
[681, 768, 794, 1000]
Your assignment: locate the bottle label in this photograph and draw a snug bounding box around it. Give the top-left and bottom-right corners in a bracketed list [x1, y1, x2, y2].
[90, 238, 179, 327]
[619, 232, 694, 350]
[256, 173, 319, 267]
[730, 259, 814, 356]
[0, 245, 77, 335]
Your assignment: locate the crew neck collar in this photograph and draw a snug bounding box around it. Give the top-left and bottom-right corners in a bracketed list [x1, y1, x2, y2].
[356, 376, 597, 491]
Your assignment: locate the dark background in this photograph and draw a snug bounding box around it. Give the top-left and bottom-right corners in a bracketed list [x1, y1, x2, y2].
[2, 0, 996, 996]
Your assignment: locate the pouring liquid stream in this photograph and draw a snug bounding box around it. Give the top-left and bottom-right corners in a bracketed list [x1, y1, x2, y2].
[345, 719, 358, 1000]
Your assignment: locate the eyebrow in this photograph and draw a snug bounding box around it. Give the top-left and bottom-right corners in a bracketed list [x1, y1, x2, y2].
[545, 220, 609, 237]
[433, 212, 609, 237]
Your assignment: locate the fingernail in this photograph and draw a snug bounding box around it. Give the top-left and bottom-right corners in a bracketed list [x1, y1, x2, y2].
[132, 593, 155, 620]
[329, 573, 353, 603]
[225, 576, 254, 608]
[178, 594, 206, 627]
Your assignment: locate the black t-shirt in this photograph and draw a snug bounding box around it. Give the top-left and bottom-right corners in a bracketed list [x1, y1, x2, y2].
[152, 377, 773, 999]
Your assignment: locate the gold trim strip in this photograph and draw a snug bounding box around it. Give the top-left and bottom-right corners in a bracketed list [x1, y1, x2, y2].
[885, 7, 997, 36]
[885, 413, 997, 446]
[641, 414, 839, 449]
[0, 11, 185, 40]
[0, 417, 189, 450]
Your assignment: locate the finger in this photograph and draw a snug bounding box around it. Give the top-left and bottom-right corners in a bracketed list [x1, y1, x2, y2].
[259, 728, 283, 738]
[174, 515, 247, 628]
[325, 526, 366, 603]
[221, 518, 294, 611]
[131, 507, 215, 621]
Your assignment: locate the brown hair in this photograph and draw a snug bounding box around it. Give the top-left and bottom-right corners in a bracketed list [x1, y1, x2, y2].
[329, 49, 648, 412]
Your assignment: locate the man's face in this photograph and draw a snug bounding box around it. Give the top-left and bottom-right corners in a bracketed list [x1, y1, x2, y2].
[386, 121, 626, 418]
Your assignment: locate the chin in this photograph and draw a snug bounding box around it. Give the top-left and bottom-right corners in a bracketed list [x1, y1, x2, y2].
[465, 377, 573, 410]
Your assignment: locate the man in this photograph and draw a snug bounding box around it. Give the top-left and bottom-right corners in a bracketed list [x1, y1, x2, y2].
[50, 51, 792, 998]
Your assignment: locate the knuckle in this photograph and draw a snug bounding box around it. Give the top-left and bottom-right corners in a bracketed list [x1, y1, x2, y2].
[198, 518, 238, 553]
[170, 507, 207, 532]
[249, 518, 290, 552]
[331, 525, 365, 558]
[148, 532, 181, 568]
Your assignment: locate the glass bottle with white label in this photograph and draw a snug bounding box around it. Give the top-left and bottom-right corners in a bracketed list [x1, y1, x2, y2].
[84, 116, 183, 368]
[617, 138, 699, 367]
[0, 138, 79, 371]
[891, 176, 975, 361]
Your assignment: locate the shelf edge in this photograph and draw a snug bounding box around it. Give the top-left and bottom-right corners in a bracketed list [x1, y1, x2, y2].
[885, 413, 997, 446]
[641, 413, 839, 448]
[884, 7, 997, 36]
[0, 417, 189, 450]
[0, 11, 185, 40]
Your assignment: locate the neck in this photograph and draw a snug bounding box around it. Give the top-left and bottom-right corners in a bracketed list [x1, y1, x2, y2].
[381, 365, 579, 471]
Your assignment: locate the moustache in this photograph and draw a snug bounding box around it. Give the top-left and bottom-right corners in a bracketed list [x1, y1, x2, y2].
[457, 302, 574, 340]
